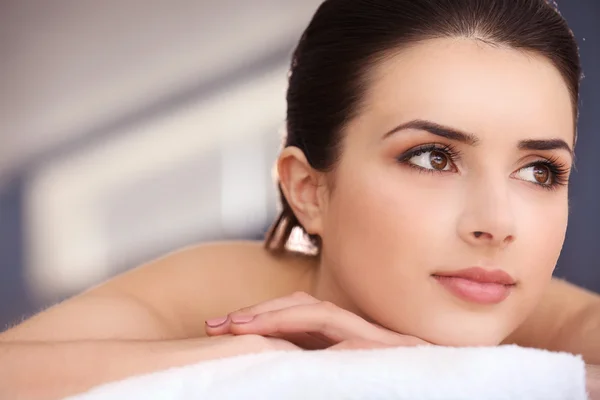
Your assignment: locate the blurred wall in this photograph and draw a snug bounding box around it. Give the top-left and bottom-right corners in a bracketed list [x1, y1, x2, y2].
[1, 0, 599, 329]
[0, 0, 323, 327]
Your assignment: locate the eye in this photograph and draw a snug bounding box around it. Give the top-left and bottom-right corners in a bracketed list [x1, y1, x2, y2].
[513, 158, 571, 191]
[409, 149, 453, 171]
[396, 143, 461, 173]
[515, 164, 552, 185]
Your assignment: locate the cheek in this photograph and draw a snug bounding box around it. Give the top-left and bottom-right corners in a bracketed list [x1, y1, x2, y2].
[321, 164, 455, 279]
[513, 192, 568, 294]
[492, 195, 569, 341]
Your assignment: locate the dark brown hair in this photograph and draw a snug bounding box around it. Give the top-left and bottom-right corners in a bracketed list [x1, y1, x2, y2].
[265, 0, 581, 254]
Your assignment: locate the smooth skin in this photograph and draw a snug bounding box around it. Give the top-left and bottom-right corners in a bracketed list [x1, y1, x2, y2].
[0, 242, 599, 398]
[1, 38, 599, 399]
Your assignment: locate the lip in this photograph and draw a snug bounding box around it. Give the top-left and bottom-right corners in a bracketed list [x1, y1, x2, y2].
[433, 267, 516, 285]
[432, 267, 516, 305]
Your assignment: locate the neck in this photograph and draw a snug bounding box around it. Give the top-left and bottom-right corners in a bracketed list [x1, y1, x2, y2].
[303, 252, 371, 322]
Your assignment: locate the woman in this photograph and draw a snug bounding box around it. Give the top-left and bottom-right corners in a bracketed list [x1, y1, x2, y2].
[1, 0, 599, 398]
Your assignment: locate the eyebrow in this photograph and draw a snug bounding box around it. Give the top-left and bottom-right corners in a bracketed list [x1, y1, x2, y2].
[383, 119, 479, 145]
[518, 139, 572, 154]
[383, 119, 573, 155]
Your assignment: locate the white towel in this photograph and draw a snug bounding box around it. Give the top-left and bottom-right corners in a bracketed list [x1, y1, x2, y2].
[67, 344, 588, 400]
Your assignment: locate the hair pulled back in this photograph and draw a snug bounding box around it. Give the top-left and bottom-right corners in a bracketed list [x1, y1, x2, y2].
[265, 0, 581, 254]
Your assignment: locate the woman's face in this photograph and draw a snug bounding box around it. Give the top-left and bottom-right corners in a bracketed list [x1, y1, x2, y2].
[317, 38, 575, 346]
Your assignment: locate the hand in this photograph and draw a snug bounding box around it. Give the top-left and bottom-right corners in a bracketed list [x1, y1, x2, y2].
[205, 292, 428, 350]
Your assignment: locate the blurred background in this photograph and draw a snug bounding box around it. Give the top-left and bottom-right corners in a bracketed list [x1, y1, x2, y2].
[0, 0, 598, 330]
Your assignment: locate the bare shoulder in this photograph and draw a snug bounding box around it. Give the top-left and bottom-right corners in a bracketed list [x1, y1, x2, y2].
[91, 241, 316, 337]
[1, 241, 315, 341]
[503, 277, 600, 349]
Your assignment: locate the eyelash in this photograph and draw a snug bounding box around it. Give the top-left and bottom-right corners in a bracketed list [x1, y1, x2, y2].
[396, 144, 570, 191]
[522, 156, 570, 191]
[396, 143, 462, 173]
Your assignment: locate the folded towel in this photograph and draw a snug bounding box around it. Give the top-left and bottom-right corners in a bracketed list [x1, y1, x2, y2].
[67, 344, 588, 400]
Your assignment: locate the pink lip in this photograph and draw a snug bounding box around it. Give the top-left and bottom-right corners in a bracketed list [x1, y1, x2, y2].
[434, 267, 516, 285]
[432, 267, 516, 305]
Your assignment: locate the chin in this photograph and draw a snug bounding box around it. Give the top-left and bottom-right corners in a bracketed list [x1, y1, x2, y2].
[410, 318, 514, 347]
[377, 309, 515, 348]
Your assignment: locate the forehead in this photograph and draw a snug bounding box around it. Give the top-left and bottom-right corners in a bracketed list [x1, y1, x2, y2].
[355, 38, 574, 147]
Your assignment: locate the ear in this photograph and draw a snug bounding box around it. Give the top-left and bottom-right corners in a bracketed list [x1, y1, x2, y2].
[277, 147, 325, 236]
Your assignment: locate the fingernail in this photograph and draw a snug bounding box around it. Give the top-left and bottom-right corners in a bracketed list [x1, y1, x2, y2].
[230, 315, 255, 324]
[205, 316, 228, 328]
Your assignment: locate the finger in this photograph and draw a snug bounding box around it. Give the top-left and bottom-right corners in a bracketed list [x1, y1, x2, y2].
[227, 302, 394, 344]
[205, 292, 319, 336]
[231, 292, 320, 318]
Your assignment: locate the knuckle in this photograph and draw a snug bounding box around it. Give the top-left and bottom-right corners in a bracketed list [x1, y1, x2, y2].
[230, 306, 253, 316]
[316, 302, 341, 331]
[291, 291, 313, 301]
[319, 301, 338, 312]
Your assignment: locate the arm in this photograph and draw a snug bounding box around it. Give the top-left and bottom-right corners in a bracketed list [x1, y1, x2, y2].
[0, 243, 292, 399]
[0, 335, 287, 400]
[0, 289, 231, 400]
[0, 336, 231, 400]
[0, 292, 184, 342]
[504, 278, 600, 364]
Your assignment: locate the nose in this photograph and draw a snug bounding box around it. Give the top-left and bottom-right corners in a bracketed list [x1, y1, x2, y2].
[457, 180, 516, 249]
